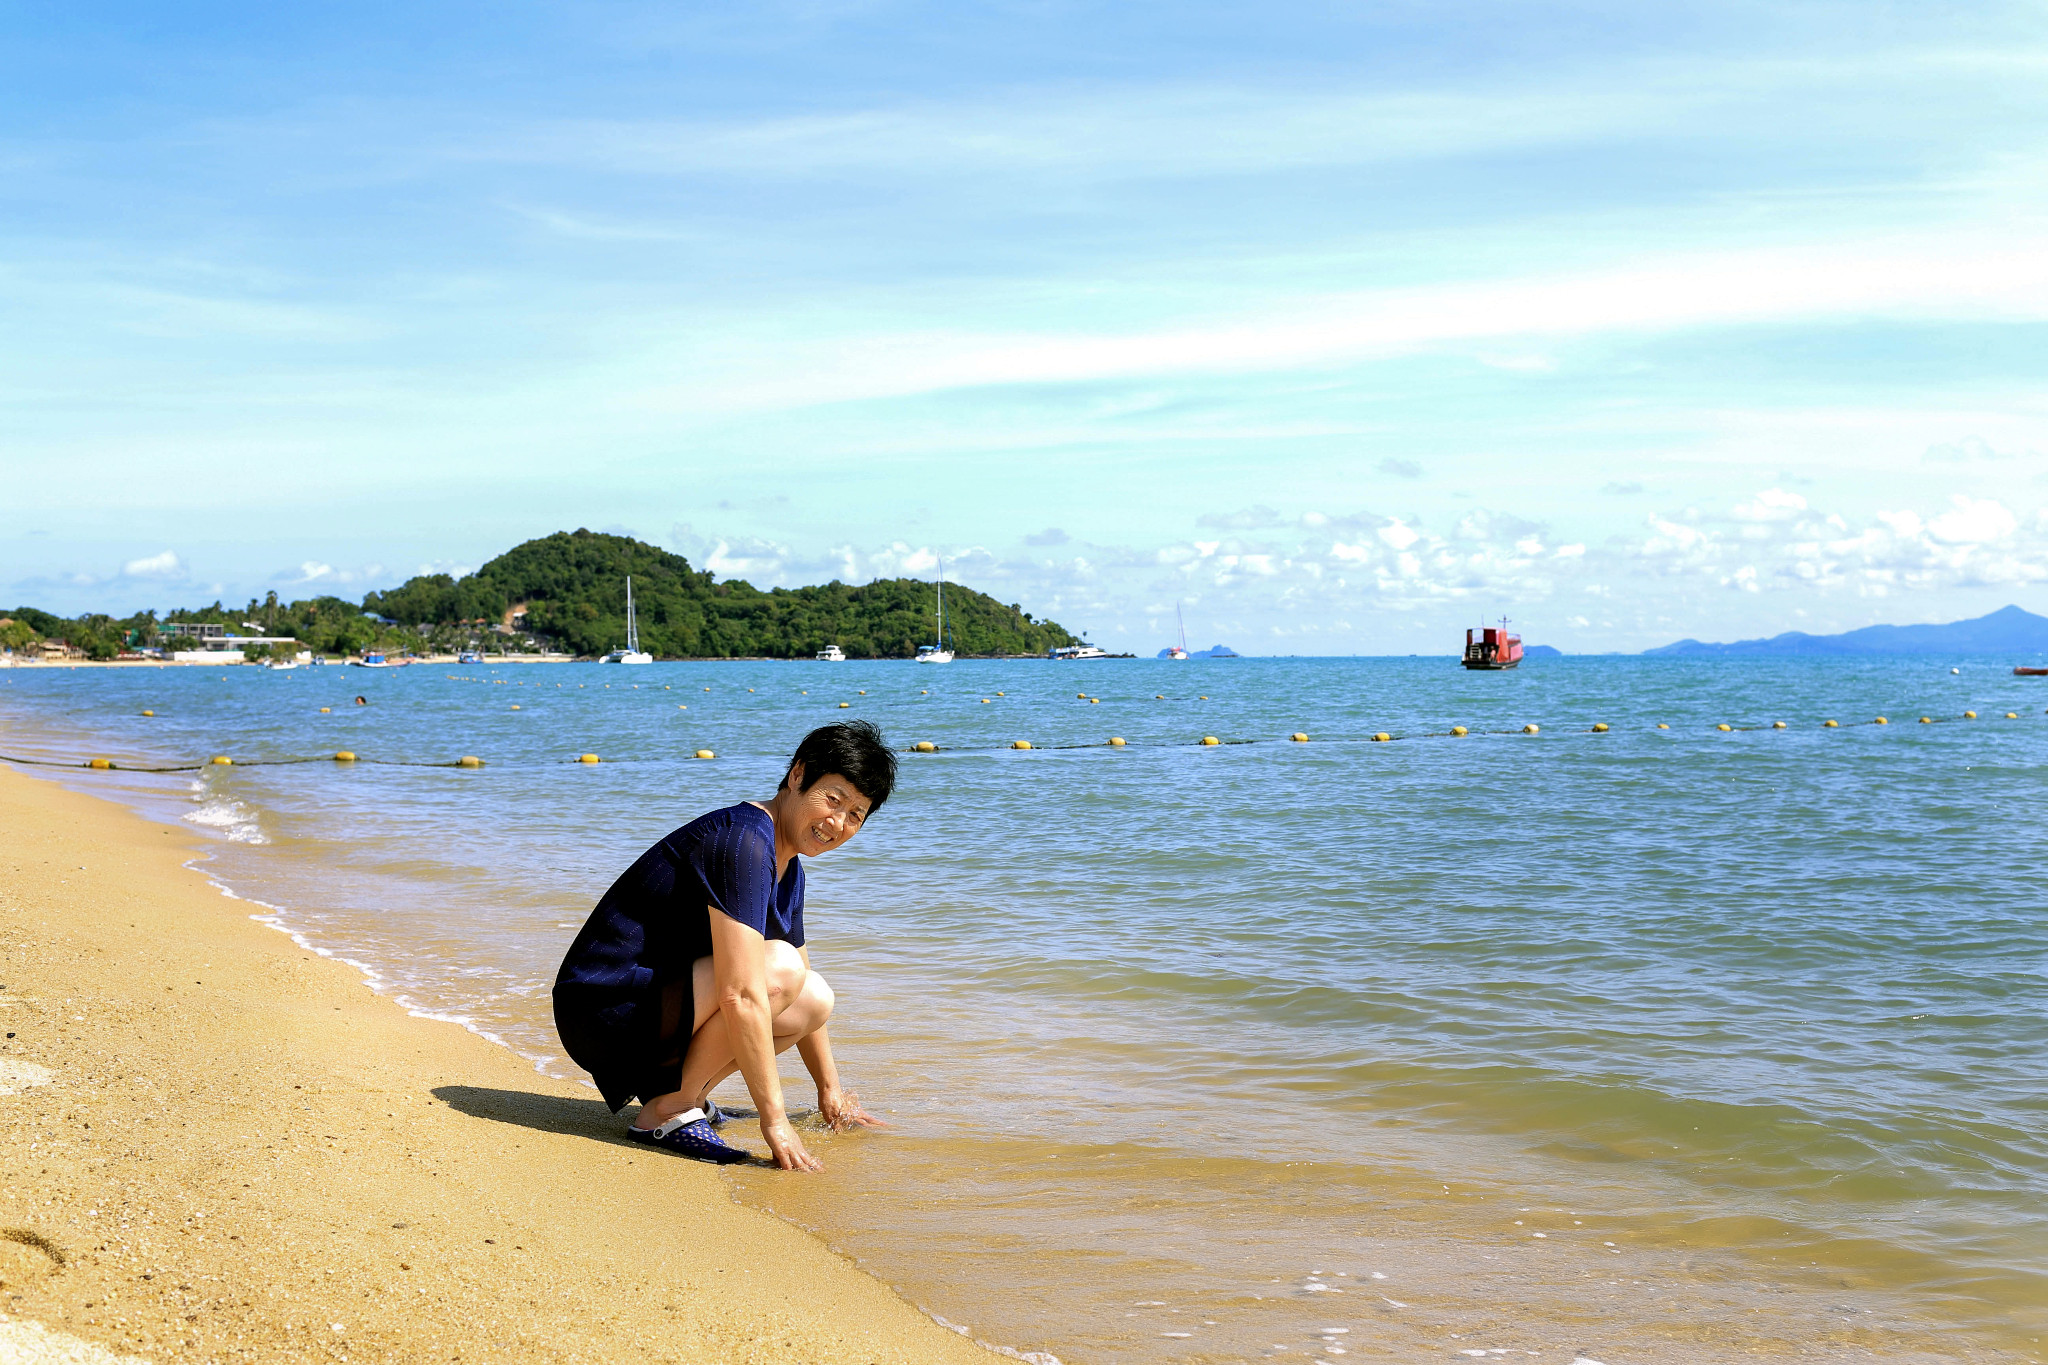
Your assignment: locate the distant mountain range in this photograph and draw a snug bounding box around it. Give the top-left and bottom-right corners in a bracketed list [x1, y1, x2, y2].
[1645, 605, 2048, 657]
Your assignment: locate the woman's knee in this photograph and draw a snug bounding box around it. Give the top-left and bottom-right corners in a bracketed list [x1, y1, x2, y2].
[802, 969, 835, 1024]
[763, 940, 808, 1005]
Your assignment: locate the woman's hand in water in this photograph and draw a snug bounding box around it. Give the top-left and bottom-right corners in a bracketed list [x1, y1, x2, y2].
[819, 1085, 886, 1131]
[763, 1117, 824, 1172]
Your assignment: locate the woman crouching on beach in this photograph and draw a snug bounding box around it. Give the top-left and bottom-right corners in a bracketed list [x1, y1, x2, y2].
[552, 720, 892, 1170]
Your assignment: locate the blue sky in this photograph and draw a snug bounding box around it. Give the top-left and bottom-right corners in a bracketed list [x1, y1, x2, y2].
[5, 0, 2047, 652]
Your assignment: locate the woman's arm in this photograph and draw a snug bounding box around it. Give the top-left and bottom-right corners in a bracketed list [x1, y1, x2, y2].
[709, 908, 820, 1171]
[797, 1026, 884, 1131]
[792, 949, 883, 1131]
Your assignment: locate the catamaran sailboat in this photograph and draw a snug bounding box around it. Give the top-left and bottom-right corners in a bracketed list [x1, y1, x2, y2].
[915, 560, 954, 663]
[599, 577, 654, 664]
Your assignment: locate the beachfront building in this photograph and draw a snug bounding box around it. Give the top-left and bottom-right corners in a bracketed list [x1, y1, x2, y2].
[163, 621, 310, 663]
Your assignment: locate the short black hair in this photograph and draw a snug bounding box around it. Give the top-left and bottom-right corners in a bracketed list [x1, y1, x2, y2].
[784, 720, 897, 813]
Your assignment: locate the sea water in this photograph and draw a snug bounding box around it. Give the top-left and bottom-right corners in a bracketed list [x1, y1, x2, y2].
[2, 656, 2043, 1362]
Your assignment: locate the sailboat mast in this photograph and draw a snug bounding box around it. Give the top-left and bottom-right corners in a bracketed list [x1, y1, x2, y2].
[626, 576, 638, 653]
[936, 561, 944, 646]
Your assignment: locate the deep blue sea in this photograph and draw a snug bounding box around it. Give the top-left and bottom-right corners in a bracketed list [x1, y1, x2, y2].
[2, 654, 2042, 1363]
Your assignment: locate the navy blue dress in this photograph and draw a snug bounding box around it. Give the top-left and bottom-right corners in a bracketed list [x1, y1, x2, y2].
[553, 803, 806, 1111]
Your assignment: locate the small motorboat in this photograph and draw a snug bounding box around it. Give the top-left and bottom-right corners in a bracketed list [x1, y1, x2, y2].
[349, 651, 412, 668]
[458, 650, 483, 665]
[2014, 666, 2048, 676]
[816, 645, 848, 662]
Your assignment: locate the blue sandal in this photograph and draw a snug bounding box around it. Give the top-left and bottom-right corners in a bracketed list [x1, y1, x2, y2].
[627, 1108, 752, 1164]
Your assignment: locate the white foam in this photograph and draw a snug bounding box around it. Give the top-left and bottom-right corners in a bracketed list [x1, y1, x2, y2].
[183, 797, 269, 845]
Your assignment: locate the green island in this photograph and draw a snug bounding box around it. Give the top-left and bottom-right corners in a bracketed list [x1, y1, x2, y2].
[3, 530, 1082, 661]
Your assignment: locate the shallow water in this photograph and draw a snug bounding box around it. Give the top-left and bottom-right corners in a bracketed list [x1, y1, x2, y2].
[3, 656, 2044, 1361]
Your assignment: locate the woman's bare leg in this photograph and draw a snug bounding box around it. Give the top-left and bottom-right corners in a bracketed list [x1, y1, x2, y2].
[633, 942, 833, 1128]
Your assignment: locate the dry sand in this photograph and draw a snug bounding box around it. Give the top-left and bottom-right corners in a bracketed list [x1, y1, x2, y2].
[0, 763, 998, 1364]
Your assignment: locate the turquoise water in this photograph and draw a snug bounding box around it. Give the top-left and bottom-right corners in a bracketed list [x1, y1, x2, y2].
[2, 656, 2043, 1362]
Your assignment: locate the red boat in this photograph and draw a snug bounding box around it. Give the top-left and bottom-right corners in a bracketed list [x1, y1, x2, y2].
[1463, 618, 1523, 670]
[2016, 666, 2048, 676]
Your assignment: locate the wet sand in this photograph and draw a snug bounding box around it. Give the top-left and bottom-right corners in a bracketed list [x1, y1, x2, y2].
[0, 763, 995, 1365]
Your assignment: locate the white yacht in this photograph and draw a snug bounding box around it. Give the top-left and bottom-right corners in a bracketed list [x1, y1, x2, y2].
[598, 577, 654, 664]
[915, 560, 954, 663]
[1050, 644, 1112, 661]
[815, 645, 847, 662]
[1163, 604, 1190, 660]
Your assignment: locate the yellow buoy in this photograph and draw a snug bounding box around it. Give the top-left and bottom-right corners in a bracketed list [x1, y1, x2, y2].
[1451, 726, 1469, 736]
[981, 698, 991, 704]
[579, 753, 600, 764]
[1089, 697, 1099, 704]
[1655, 723, 1669, 729]
[141, 709, 154, 717]
[1373, 732, 1391, 743]
[87, 758, 113, 770]
[458, 756, 484, 768]
[1201, 736, 1221, 746]
[1156, 694, 1165, 699]
[319, 706, 331, 713]
[1772, 721, 1786, 729]
[839, 701, 851, 708]
[2006, 712, 2019, 719]
[1108, 737, 1126, 747]
[510, 704, 520, 710]
[1592, 723, 1609, 733]
[1522, 724, 1539, 735]
[1919, 716, 1932, 724]
[1290, 733, 1309, 742]
[703, 687, 711, 692]
[998, 691, 1006, 697]
[1823, 720, 1839, 728]
[1716, 723, 1732, 732]
[695, 750, 715, 760]
[914, 741, 937, 752]
[859, 690, 867, 695]
[1011, 740, 1032, 750]
[334, 751, 356, 762]
[1963, 710, 1977, 719]
[1200, 695, 1209, 700]
[1077, 693, 1088, 699]
[1875, 717, 1888, 724]
[920, 690, 928, 695]
[210, 755, 233, 765]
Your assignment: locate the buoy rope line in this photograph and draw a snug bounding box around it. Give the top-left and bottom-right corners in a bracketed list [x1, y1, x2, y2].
[2, 710, 2023, 773]
[0, 753, 496, 773]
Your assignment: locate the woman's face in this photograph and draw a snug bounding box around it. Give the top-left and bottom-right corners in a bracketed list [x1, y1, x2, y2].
[781, 764, 872, 856]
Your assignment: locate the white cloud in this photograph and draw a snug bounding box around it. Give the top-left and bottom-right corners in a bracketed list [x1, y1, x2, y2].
[1377, 520, 1421, 551]
[1733, 488, 1808, 521]
[1926, 495, 2018, 545]
[121, 550, 182, 578]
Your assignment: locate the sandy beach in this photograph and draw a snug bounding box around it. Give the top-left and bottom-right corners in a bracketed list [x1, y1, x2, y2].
[0, 762, 996, 1365]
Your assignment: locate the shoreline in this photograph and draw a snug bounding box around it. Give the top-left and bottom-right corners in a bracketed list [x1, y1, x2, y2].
[0, 761, 999, 1365]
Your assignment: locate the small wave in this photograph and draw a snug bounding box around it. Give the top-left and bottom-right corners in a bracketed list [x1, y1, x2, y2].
[184, 797, 269, 845]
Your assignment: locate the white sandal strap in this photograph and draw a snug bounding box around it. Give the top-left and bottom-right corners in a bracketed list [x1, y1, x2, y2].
[648, 1108, 705, 1139]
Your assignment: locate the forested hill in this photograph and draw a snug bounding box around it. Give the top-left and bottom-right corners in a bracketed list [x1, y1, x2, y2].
[362, 530, 1081, 659]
